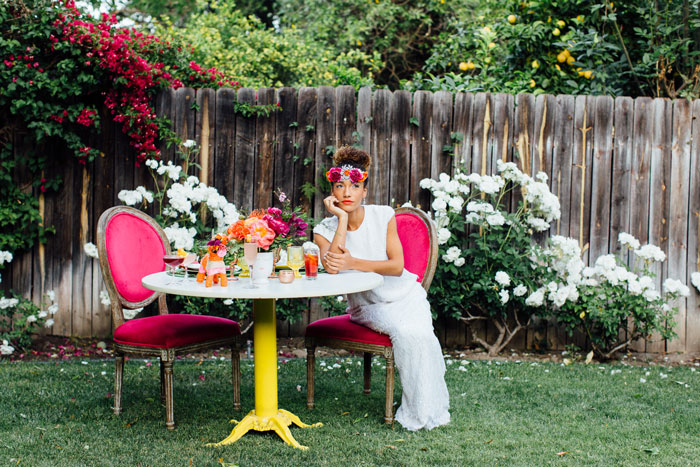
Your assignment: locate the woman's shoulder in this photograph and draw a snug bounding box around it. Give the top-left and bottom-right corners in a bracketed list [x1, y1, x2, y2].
[366, 205, 396, 223]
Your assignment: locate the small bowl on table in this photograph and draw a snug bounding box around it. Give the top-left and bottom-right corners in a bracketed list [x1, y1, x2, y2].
[278, 269, 295, 284]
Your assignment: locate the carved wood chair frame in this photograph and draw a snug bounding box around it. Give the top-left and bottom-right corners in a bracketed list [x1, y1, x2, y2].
[97, 206, 241, 430]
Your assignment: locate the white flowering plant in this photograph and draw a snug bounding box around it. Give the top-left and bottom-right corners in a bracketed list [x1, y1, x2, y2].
[549, 233, 684, 360]
[0, 290, 58, 356]
[117, 140, 242, 252]
[421, 159, 560, 356]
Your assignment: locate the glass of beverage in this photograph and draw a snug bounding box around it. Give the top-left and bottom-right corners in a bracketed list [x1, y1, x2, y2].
[303, 244, 319, 280]
[287, 246, 304, 279]
[243, 242, 258, 288]
[163, 254, 184, 284]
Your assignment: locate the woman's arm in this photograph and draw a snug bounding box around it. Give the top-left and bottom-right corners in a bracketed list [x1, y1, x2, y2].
[321, 216, 404, 276]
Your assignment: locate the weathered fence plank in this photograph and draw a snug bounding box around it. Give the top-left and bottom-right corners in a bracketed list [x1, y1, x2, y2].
[274, 87, 298, 204]
[233, 88, 256, 211]
[667, 99, 692, 352]
[314, 86, 336, 216]
[687, 99, 700, 352]
[254, 88, 276, 209]
[370, 89, 392, 205]
[389, 90, 411, 205]
[294, 87, 317, 214]
[647, 98, 673, 353]
[609, 96, 634, 256]
[195, 88, 217, 187]
[430, 91, 453, 180]
[452, 92, 474, 173]
[335, 86, 356, 148]
[409, 91, 433, 210]
[214, 88, 236, 201]
[588, 96, 614, 262]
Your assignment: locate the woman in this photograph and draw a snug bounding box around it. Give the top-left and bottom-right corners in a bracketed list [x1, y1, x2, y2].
[313, 146, 450, 431]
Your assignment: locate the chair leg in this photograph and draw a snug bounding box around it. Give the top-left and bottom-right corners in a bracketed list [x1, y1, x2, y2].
[363, 352, 372, 394]
[114, 354, 124, 415]
[232, 343, 241, 410]
[306, 344, 315, 409]
[159, 357, 165, 403]
[384, 353, 395, 425]
[162, 359, 175, 430]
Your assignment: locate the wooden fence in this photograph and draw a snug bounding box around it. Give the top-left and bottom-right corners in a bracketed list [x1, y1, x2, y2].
[4, 86, 700, 352]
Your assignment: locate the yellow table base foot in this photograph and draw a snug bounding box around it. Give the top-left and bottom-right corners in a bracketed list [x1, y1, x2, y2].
[207, 409, 323, 450]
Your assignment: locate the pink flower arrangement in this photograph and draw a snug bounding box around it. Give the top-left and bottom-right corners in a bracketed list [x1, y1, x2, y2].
[225, 190, 308, 251]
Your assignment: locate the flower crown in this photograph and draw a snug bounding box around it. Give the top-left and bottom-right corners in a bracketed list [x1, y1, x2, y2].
[326, 165, 368, 184]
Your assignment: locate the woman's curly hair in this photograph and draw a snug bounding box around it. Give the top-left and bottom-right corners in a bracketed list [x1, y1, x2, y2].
[332, 146, 372, 171]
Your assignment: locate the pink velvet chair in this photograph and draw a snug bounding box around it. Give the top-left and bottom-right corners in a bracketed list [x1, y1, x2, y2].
[96, 206, 242, 430]
[305, 206, 438, 424]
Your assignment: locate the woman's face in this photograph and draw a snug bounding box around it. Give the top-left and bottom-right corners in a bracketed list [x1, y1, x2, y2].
[331, 179, 367, 212]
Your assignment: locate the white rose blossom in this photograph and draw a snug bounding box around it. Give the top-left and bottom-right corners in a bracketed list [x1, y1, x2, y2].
[513, 284, 527, 297]
[182, 139, 196, 148]
[454, 257, 465, 267]
[618, 232, 641, 250]
[663, 278, 690, 297]
[499, 289, 510, 304]
[83, 242, 99, 259]
[495, 271, 511, 287]
[442, 246, 462, 264]
[437, 228, 452, 245]
[634, 244, 666, 263]
[1, 339, 14, 356]
[525, 288, 545, 307]
[0, 250, 13, 265]
[692, 272, 700, 292]
[44, 319, 55, 328]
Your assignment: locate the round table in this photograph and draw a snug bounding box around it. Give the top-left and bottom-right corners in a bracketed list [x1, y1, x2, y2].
[142, 270, 383, 449]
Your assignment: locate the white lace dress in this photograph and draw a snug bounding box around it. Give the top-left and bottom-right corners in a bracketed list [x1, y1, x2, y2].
[313, 205, 450, 431]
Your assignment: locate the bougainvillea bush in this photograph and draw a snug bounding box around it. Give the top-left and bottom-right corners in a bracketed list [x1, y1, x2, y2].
[0, 0, 240, 354]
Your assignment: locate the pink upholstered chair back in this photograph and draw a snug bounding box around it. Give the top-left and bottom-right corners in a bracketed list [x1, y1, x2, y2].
[394, 207, 438, 291]
[97, 207, 171, 329]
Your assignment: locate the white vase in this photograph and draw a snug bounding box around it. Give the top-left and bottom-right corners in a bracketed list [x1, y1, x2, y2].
[252, 252, 274, 286]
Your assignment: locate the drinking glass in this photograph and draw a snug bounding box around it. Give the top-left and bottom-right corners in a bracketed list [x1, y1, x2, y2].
[180, 253, 197, 283]
[243, 242, 259, 288]
[163, 254, 184, 284]
[287, 246, 304, 279]
[303, 245, 320, 280]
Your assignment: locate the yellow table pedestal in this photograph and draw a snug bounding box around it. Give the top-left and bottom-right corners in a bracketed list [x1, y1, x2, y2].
[210, 298, 322, 449]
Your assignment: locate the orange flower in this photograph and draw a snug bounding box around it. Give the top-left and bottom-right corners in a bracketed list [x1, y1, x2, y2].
[227, 220, 250, 242]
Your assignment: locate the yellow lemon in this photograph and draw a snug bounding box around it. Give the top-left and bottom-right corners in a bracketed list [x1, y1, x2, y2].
[579, 311, 585, 319]
[531, 60, 539, 69]
[488, 42, 496, 49]
[467, 61, 475, 70]
[484, 57, 491, 64]
[577, 70, 585, 77]
[529, 79, 536, 88]
[555, 64, 561, 71]
[547, 16, 551, 23]
[556, 20, 565, 28]
[566, 55, 575, 65]
[557, 51, 568, 63]
[577, 15, 585, 22]
[583, 70, 593, 79]
[507, 14, 517, 24]
[357, 40, 362, 46]
[458, 62, 469, 71]
[552, 28, 561, 36]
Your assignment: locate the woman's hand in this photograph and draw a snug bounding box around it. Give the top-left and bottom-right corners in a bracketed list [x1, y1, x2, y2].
[323, 245, 354, 273]
[323, 195, 347, 219]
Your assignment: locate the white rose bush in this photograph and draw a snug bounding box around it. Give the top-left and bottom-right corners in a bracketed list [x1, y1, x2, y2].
[550, 233, 685, 360]
[420, 160, 560, 356]
[421, 159, 691, 360]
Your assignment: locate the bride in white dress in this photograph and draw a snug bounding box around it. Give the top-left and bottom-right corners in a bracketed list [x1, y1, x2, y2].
[313, 146, 450, 431]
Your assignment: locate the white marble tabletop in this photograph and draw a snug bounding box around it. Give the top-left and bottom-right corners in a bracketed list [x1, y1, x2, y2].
[142, 271, 384, 300]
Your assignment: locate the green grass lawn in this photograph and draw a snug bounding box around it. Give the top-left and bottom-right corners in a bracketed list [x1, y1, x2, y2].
[1, 355, 699, 466]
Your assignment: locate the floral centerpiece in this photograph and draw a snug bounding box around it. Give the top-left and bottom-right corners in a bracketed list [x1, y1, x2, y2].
[226, 189, 309, 254]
